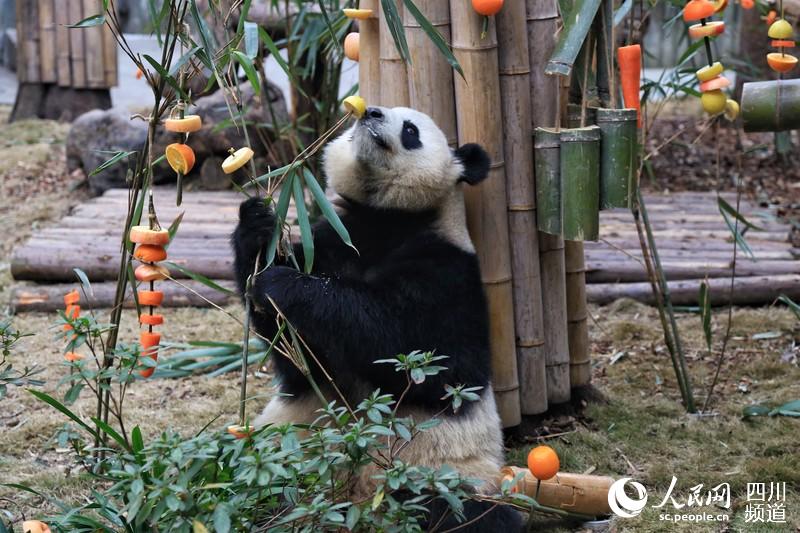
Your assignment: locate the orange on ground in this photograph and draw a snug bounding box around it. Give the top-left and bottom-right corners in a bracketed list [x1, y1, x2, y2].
[683, 0, 715, 21]
[344, 32, 360, 62]
[135, 264, 170, 282]
[164, 115, 202, 133]
[471, 0, 504, 16]
[64, 352, 85, 362]
[134, 244, 168, 263]
[527, 445, 560, 481]
[227, 425, 254, 439]
[130, 225, 170, 246]
[166, 143, 196, 174]
[64, 289, 80, 306]
[138, 290, 164, 307]
[767, 52, 798, 72]
[139, 313, 164, 326]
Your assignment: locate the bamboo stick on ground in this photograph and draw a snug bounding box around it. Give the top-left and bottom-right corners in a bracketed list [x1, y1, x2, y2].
[497, 0, 547, 415]
[528, 0, 571, 404]
[358, 0, 381, 104]
[379, 0, 409, 107]
[451, 4, 521, 428]
[404, 0, 457, 146]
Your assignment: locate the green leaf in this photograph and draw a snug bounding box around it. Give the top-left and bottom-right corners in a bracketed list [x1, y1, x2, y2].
[244, 21, 259, 59]
[73, 268, 93, 298]
[213, 503, 231, 533]
[166, 212, 185, 247]
[383, 0, 411, 65]
[719, 206, 755, 260]
[302, 168, 356, 253]
[742, 404, 771, 418]
[143, 54, 188, 100]
[699, 281, 712, 352]
[316, 0, 341, 51]
[778, 294, 800, 321]
[402, 0, 463, 77]
[770, 399, 800, 417]
[89, 150, 136, 177]
[91, 417, 132, 453]
[67, 14, 105, 28]
[232, 50, 261, 96]
[265, 176, 296, 267]
[28, 389, 99, 439]
[292, 176, 314, 273]
[717, 196, 765, 232]
[163, 262, 236, 295]
[345, 505, 360, 530]
[131, 425, 144, 453]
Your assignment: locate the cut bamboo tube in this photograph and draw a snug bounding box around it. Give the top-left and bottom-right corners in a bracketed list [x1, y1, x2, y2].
[528, 0, 570, 405]
[55, 1, 72, 86]
[497, 0, 547, 415]
[597, 108, 637, 209]
[741, 80, 800, 132]
[565, 244, 591, 386]
[560, 127, 600, 241]
[358, 0, 381, 104]
[451, 4, 521, 428]
[545, 0, 603, 77]
[404, 0, 457, 146]
[379, 0, 409, 107]
[534, 129, 561, 236]
[68, 0, 87, 88]
[38, 0, 57, 83]
[500, 466, 613, 517]
[82, 0, 106, 88]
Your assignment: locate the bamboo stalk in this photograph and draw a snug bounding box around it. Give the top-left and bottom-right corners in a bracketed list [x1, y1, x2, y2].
[68, 0, 87, 88]
[528, 0, 570, 405]
[102, 11, 118, 87]
[560, 127, 600, 241]
[358, 0, 381, 105]
[451, 4, 521, 428]
[404, 0, 457, 146]
[379, 0, 409, 107]
[16, 0, 41, 84]
[741, 80, 800, 132]
[82, 0, 106, 88]
[55, 0, 72, 86]
[497, 0, 547, 415]
[39, 0, 57, 83]
[545, 0, 603, 77]
[597, 108, 637, 209]
[564, 244, 591, 386]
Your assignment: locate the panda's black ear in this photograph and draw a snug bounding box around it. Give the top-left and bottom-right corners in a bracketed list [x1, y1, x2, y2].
[455, 143, 490, 185]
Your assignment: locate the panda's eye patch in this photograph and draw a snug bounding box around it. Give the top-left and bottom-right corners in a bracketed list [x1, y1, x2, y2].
[401, 121, 422, 150]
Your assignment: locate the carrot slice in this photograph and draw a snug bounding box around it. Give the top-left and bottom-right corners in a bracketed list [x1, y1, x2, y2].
[771, 40, 796, 48]
[617, 44, 642, 126]
[227, 425, 254, 439]
[64, 352, 85, 362]
[129, 226, 170, 245]
[135, 264, 170, 282]
[687, 21, 725, 39]
[139, 314, 164, 326]
[164, 115, 202, 133]
[139, 331, 161, 378]
[65, 305, 80, 319]
[64, 290, 80, 306]
[134, 244, 167, 263]
[138, 290, 164, 306]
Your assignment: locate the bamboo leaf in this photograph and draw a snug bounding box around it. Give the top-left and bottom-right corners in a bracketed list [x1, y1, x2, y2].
[232, 50, 261, 96]
[777, 294, 800, 321]
[292, 176, 314, 273]
[742, 404, 771, 417]
[73, 268, 94, 299]
[546, 0, 603, 77]
[770, 399, 800, 417]
[143, 54, 187, 99]
[719, 208, 755, 260]
[613, 0, 633, 26]
[28, 389, 99, 439]
[717, 196, 765, 231]
[383, 0, 411, 63]
[166, 212, 185, 247]
[316, 0, 341, 51]
[91, 417, 132, 453]
[67, 14, 105, 28]
[89, 151, 136, 177]
[402, 0, 463, 76]
[302, 168, 356, 253]
[265, 174, 296, 266]
[699, 281, 712, 352]
[163, 262, 236, 295]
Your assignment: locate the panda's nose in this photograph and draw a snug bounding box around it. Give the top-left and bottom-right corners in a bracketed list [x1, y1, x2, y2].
[365, 107, 384, 120]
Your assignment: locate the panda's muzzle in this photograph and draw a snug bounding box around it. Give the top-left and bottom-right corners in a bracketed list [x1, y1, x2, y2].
[360, 107, 391, 150]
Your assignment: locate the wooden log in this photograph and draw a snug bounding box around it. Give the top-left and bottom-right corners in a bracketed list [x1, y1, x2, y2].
[378, 0, 409, 107]
[404, 0, 458, 146]
[561, 126, 600, 241]
[587, 274, 800, 307]
[358, 0, 381, 104]
[82, 0, 106, 88]
[68, 0, 87, 88]
[597, 108, 637, 209]
[38, 0, 57, 83]
[54, 0, 72, 86]
[528, 0, 570, 405]
[451, 3, 520, 428]
[586, 248, 797, 260]
[586, 259, 800, 283]
[585, 238, 794, 251]
[11, 279, 237, 313]
[741, 80, 800, 133]
[497, 0, 547, 415]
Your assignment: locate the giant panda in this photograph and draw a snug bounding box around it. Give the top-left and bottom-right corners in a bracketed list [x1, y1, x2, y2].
[232, 105, 522, 531]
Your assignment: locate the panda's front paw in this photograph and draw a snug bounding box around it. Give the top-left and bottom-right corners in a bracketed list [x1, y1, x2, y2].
[233, 197, 275, 258]
[253, 266, 304, 312]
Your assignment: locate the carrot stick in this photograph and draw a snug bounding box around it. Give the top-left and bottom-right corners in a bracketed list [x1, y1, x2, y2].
[618, 44, 642, 126]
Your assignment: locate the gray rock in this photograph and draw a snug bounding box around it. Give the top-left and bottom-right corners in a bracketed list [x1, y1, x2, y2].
[66, 109, 148, 195]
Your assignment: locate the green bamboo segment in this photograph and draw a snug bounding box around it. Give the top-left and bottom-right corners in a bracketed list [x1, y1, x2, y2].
[565, 241, 591, 387]
[560, 126, 601, 242]
[597, 108, 637, 209]
[546, 0, 603, 77]
[534, 128, 562, 236]
[567, 103, 597, 128]
[741, 80, 800, 133]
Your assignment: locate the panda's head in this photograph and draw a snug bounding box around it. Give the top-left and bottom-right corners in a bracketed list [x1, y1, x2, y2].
[323, 106, 490, 211]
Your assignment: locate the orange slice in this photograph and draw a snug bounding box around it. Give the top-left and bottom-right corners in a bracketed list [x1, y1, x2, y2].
[130, 226, 170, 246]
[134, 244, 167, 263]
[164, 115, 202, 133]
[688, 21, 725, 39]
[696, 62, 723, 82]
[342, 8, 373, 19]
[165, 143, 196, 174]
[138, 290, 164, 306]
[135, 264, 170, 282]
[767, 52, 798, 72]
[221, 147, 254, 174]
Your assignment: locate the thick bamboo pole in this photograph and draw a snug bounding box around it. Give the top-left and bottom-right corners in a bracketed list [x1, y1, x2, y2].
[379, 0, 409, 107]
[497, 1, 547, 415]
[358, 0, 381, 104]
[83, 0, 106, 88]
[527, 0, 570, 404]
[68, 0, 87, 88]
[54, 1, 72, 86]
[741, 80, 800, 132]
[560, 127, 600, 241]
[16, 0, 40, 83]
[404, 1, 457, 146]
[451, 4, 521, 428]
[38, 0, 57, 83]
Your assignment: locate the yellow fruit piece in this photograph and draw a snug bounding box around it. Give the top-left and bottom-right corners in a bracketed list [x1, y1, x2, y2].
[343, 95, 367, 118]
[696, 61, 723, 82]
[768, 19, 794, 39]
[221, 147, 254, 174]
[701, 89, 727, 114]
[164, 115, 202, 133]
[165, 143, 196, 174]
[723, 99, 739, 121]
[343, 8, 373, 19]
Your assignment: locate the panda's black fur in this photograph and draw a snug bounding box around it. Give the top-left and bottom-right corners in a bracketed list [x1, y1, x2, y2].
[232, 106, 522, 531]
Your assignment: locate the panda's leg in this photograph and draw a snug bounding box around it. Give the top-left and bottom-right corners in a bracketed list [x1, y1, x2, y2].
[426, 499, 524, 532]
[252, 392, 324, 428]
